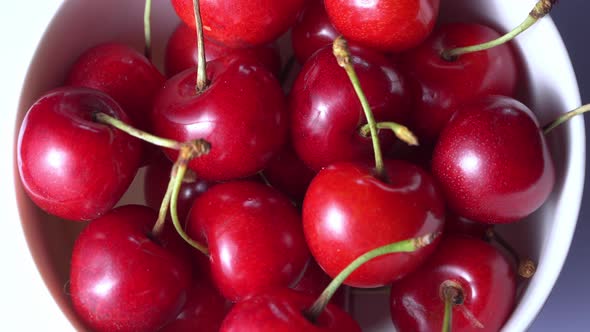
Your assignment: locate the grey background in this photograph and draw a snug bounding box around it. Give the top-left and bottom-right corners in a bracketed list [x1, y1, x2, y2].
[531, 1, 590, 330]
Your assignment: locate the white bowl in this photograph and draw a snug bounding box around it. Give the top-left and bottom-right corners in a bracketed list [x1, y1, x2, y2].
[2, 0, 584, 331]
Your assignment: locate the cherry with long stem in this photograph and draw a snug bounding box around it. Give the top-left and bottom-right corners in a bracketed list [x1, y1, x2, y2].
[543, 104, 590, 134]
[144, 0, 152, 60]
[441, 0, 556, 60]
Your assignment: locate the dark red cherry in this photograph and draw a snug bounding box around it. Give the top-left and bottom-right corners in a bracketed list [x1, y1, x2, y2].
[220, 289, 361, 332]
[70, 205, 192, 332]
[165, 22, 281, 78]
[401, 23, 518, 142]
[187, 181, 310, 301]
[390, 235, 516, 332]
[431, 96, 555, 223]
[291, 0, 339, 64]
[303, 160, 445, 287]
[171, 0, 306, 48]
[324, 0, 440, 52]
[17, 87, 141, 221]
[290, 45, 411, 171]
[151, 55, 288, 181]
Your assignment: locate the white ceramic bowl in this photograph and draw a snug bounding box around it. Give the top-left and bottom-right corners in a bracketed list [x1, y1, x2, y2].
[3, 0, 585, 331]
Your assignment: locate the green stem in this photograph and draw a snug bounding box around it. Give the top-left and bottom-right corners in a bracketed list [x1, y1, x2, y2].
[333, 36, 386, 179]
[193, 0, 208, 92]
[143, 0, 152, 60]
[151, 159, 177, 237]
[93, 112, 183, 149]
[543, 104, 590, 135]
[305, 232, 440, 321]
[441, 285, 457, 332]
[359, 122, 419, 146]
[441, 0, 556, 61]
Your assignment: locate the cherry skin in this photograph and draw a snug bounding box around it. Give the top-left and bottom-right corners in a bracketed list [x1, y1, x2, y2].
[290, 45, 411, 171]
[165, 22, 281, 78]
[17, 87, 141, 221]
[291, 0, 339, 64]
[324, 0, 440, 52]
[187, 181, 310, 301]
[70, 205, 192, 332]
[171, 0, 306, 48]
[220, 289, 361, 332]
[303, 160, 445, 287]
[389, 235, 516, 332]
[151, 55, 288, 181]
[431, 96, 555, 223]
[401, 23, 518, 143]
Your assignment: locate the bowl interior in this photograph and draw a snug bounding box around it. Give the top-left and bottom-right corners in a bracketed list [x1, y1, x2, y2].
[14, 0, 584, 331]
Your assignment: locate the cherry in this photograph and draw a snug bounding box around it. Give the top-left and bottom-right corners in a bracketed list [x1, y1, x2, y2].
[389, 235, 516, 332]
[220, 289, 361, 332]
[151, 54, 288, 181]
[290, 45, 411, 171]
[187, 181, 310, 301]
[431, 95, 555, 223]
[17, 87, 141, 221]
[70, 205, 192, 332]
[303, 160, 445, 287]
[165, 22, 281, 78]
[291, 0, 339, 64]
[324, 0, 439, 52]
[171, 0, 306, 48]
[401, 23, 518, 142]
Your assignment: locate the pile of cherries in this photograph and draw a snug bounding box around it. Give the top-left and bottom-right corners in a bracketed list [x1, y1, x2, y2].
[17, 0, 578, 331]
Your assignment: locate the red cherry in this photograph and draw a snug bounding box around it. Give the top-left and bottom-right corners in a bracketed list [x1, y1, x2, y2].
[165, 22, 281, 78]
[70, 205, 192, 332]
[431, 96, 555, 223]
[17, 87, 141, 221]
[220, 289, 361, 332]
[171, 0, 306, 48]
[291, 0, 339, 64]
[303, 160, 445, 287]
[389, 235, 516, 332]
[187, 181, 310, 301]
[401, 23, 518, 142]
[151, 55, 288, 181]
[290, 45, 411, 171]
[324, 0, 439, 52]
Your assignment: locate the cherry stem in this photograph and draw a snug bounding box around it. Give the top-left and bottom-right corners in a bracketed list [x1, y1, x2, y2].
[143, 0, 152, 60]
[93, 112, 184, 150]
[441, 0, 556, 61]
[485, 228, 536, 278]
[543, 104, 590, 135]
[193, 0, 208, 92]
[304, 232, 440, 322]
[333, 36, 386, 180]
[440, 281, 464, 332]
[359, 122, 419, 146]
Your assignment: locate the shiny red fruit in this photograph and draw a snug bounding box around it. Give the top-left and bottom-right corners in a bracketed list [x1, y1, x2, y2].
[171, 0, 306, 48]
[17, 88, 141, 221]
[432, 96, 555, 223]
[187, 181, 310, 301]
[291, 0, 339, 64]
[303, 160, 445, 287]
[324, 0, 439, 52]
[70, 205, 192, 332]
[390, 235, 516, 332]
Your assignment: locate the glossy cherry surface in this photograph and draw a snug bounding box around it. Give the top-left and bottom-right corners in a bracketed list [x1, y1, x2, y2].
[17, 88, 141, 221]
[389, 235, 516, 332]
[187, 181, 310, 301]
[290, 45, 411, 171]
[220, 289, 361, 332]
[402, 23, 518, 142]
[291, 0, 339, 64]
[303, 160, 445, 287]
[324, 0, 439, 52]
[70, 205, 192, 332]
[432, 96, 555, 223]
[151, 55, 288, 181]
[171, 0, 306, 48]
[165, 22, 281, 77]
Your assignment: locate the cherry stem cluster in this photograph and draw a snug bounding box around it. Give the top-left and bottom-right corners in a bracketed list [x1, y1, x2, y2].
[305, 232, 440, 322]
[441, 0, 556, 61]
[144, 0, 152, 60]
[543, 104, 590, 135]
[359, 122, 419, 146]
[193, 0, 208, 92]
